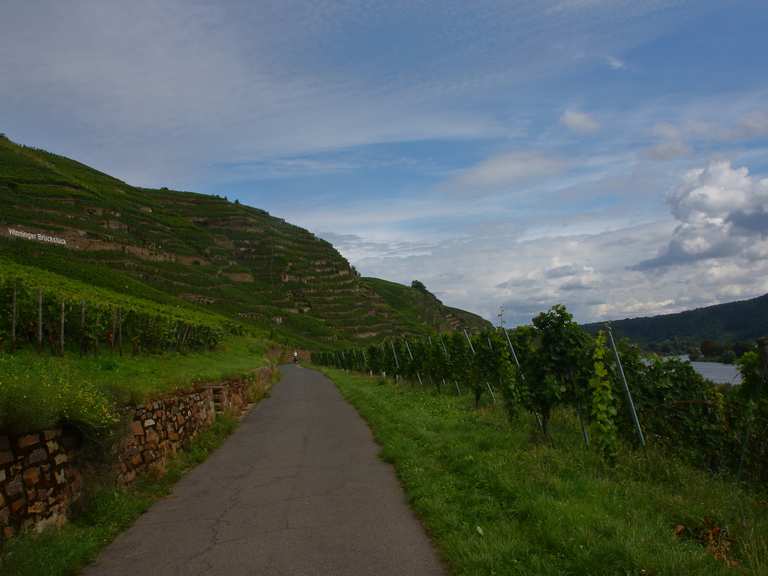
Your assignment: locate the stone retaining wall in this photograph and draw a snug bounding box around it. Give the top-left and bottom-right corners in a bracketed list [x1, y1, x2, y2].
[0, 428, 82, 540]
[0, 366, 275, 543]
[115, 388, 215, 485]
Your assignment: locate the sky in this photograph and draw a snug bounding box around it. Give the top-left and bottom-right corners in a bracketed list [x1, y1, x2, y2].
[2, 0, 768, 325]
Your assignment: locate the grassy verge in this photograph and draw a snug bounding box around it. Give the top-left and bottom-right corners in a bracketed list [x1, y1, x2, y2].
[0, 414, 240, 576]
[0, 335, 269, 433]
[321, 367, 768, 576]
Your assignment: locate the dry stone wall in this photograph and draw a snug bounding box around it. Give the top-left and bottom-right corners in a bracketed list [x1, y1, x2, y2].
[0, 428, 82, 541]
[115, 388, 215, 485]
[0, 367, 275, 544]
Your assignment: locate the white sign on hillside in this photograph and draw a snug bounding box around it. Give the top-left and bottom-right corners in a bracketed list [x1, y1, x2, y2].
[7, 227, 67, 246]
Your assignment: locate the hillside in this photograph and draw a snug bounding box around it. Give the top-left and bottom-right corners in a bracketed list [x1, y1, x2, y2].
[0, 135, 486, 346]
[584, 292, 768, 346]
[361, 278, 490, 333]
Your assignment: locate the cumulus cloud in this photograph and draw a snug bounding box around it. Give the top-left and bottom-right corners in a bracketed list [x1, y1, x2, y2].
[635, 160, 768, 269]
[561, 109, 600, 134]
[449, 152, 565, 195]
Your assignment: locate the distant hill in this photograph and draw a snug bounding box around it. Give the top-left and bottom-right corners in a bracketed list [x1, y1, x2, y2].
[584, 293, 768, 346]
[0, 135, 487, 346]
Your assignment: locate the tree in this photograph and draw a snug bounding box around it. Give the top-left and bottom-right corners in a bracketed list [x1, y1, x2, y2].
[411, 280, 428, 293]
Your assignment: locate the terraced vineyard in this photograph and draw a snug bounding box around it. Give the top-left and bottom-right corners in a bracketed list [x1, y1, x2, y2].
[0, 135, 489, 345]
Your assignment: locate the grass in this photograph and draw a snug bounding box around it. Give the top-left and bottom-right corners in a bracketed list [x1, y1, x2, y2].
[0, 336, 270, 434]
[321, 367, 768, 576]
[0, 414, 241, 576]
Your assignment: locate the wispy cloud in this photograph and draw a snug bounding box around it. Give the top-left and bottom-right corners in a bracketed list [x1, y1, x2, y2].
[605, 55, 626, 70]
[448, 152, 566, 195]
[561, 110, 600, 134]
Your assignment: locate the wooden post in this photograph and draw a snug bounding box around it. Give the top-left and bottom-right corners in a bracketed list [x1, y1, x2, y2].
[60, 300, 65, 355]
[11, 283, 17, 352]
[37, 289, 43, 352]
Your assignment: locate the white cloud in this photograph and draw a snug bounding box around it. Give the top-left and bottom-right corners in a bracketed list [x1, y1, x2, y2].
[561, 109, 600, 134]
[636, 160, 768, 269]
[449, 152, 565, 195]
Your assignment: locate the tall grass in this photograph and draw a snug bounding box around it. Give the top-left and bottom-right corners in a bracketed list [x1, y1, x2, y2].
[324, 368, 768, 575]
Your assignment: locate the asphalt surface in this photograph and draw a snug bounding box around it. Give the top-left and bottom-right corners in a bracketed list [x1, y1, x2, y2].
[83, 364, 446, 576]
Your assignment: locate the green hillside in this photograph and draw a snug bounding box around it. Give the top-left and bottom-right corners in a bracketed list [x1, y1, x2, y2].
[362, 277, 489, 333]
[0, 135, 486, 346]
[584, 292, 768, 348]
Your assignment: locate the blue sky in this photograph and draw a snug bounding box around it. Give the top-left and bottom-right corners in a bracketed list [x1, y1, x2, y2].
[2, 0, 768, 324]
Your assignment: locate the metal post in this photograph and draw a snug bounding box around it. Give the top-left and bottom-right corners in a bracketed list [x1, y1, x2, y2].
[390, 341, 399, 370]
[463, 329, 476, 354]
[503, 328, 544, 432]
[404, 338, 423, 386]
[607, 325, 645, 447]
[486, 382, 496, 403]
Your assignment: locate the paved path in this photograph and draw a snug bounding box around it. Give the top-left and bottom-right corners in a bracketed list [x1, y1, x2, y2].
[83, 365, 446, 576]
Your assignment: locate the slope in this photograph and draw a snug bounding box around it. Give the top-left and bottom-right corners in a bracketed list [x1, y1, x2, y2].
[0, 135, 486, 346]
[362, 277, 490, 333]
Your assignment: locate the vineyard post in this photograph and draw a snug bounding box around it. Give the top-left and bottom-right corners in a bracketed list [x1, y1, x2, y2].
[484, 335, 497, 403]
[502, 327, 545, 434]
[390, 340, 399, 371]
[463, 329, 475, 354]
[606, 324, 645, 447]
[404, 338, 423, 386]
[59, 300, 65, 355]
[464, 329, 487, 407]
[37, 288, 43, 352]
[11, 282, 17, 352]
[439, 334, 461, 395]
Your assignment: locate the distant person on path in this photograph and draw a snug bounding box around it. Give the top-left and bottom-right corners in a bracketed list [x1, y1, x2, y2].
[293, 350, 299, 363]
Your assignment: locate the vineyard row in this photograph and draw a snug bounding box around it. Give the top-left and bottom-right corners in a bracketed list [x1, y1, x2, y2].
[313, 305, 768, 484]
[0, 262, 241, 354]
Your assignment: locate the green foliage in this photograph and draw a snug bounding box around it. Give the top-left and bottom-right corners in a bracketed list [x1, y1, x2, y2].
[0, 258, 238, 354]
[0, 336, 268, 434]
[325, 368, 768, 575]
[313, 303, 768, 484]
[0, 135, 489, 349]
[507, 305, 593, 434]
[589, 331, 618, 463]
